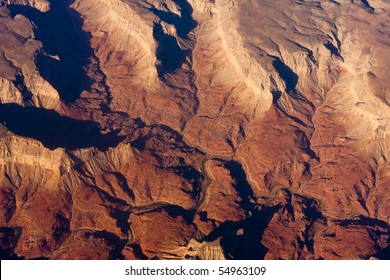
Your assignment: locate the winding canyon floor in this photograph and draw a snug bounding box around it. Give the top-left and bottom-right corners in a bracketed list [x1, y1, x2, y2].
[0, 0, 389, 260]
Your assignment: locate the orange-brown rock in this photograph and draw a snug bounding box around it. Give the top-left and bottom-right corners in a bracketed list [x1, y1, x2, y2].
[0, 0, 389, 260]
[128, 210, 196, 259]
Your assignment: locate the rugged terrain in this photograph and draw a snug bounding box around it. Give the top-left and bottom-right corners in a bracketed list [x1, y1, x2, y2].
[0, 0, 389, 259]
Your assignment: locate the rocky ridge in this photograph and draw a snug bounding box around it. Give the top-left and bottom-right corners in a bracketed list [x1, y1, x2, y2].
[0, 0, 389, 259]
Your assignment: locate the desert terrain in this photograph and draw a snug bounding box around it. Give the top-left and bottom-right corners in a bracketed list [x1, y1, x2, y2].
[0, 0, 389, 259]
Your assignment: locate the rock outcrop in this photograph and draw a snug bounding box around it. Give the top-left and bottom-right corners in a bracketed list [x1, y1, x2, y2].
[0, 6, 59, 108]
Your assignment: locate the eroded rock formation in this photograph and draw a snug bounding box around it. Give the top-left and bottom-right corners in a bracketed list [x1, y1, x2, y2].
[0, 0, 389, 260]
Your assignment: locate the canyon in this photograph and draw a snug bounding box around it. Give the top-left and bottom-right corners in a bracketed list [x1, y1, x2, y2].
[0, 0, 389, 259]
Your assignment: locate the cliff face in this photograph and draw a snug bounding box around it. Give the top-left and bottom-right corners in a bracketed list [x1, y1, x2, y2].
[0, 0, 389, 260]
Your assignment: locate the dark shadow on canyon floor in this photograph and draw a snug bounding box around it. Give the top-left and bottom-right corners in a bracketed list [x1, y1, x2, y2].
[0, 103, 124, 151]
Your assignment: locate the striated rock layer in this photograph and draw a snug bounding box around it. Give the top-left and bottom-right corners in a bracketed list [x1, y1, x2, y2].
[0, 0, 389, 260]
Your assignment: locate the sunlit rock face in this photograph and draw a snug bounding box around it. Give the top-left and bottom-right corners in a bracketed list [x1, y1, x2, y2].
[0, 0, 389, 260]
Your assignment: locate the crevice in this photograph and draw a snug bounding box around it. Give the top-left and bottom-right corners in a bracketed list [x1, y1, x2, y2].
[109, 208, 131, 236]
[169, 166, 203, 201]
[329, 0, 341, 6]
[131, 204, 196, 225]
[295, 129, 319, 160]
[334, 215, 389, 228]
[271, 57, 298, 92]
[153, 22, 187, 76]
[1, 51, 34, 104]
[223, 161, 257, 212]
[360, 0, 375, 13]
[295, 0, 323, 10]
[353, 184, 370, 214]
[323, 41, 342, 59]
[150, 0, 197, 39]
[91, 230, 127, 260]
[11, 73, 34, 103]
[286, 40, 317, 64]
[79, 176, 130, 207]
[300, 196, 326, 254]
[52, 211, 71, 243]
[2, 188, 16, 223]
[111, 172, 135, 201]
